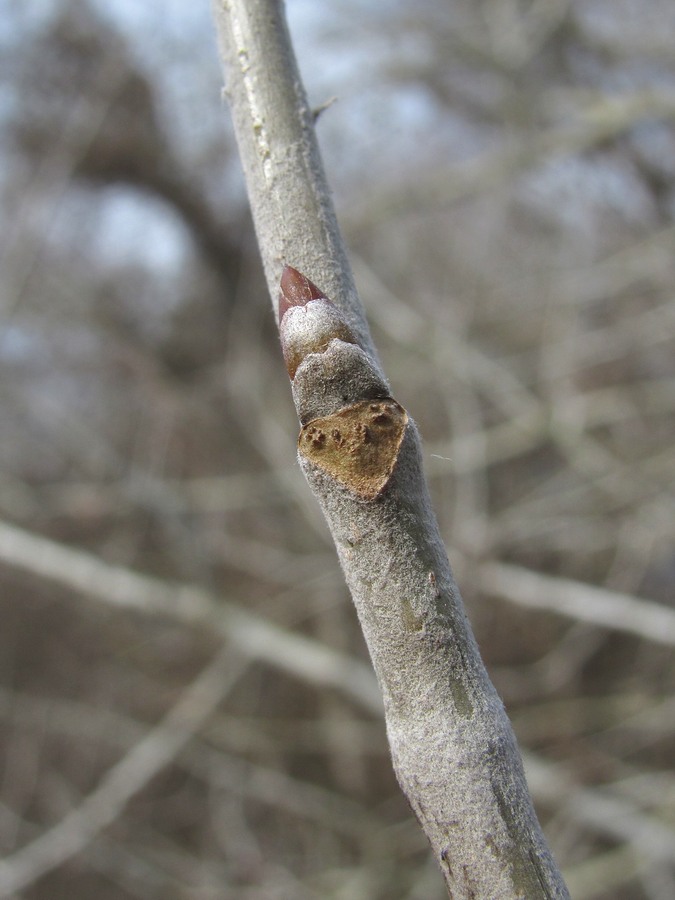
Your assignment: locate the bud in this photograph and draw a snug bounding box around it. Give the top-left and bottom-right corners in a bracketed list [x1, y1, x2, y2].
[278, 267, 407, 499]
[278, 266, 358, 379]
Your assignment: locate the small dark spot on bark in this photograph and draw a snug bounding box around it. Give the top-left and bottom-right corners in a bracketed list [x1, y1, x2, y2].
[354, 423, 370, 443]
[440, 846, 453, 878]
[306, 427, 326, 447]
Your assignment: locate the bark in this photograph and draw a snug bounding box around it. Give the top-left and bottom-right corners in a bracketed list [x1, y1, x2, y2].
[211, 1, 569, 896]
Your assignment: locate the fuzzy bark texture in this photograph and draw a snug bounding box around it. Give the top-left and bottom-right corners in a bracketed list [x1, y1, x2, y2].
[211, 1, 569, 897]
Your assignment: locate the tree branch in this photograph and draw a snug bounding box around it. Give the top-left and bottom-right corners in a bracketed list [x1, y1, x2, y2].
[211, 0, 378, 362]
[0, 518, 381, 714]
[0, 647, 245, 898]
[211, 1, 569, 896]
[479, 561, 675, 648]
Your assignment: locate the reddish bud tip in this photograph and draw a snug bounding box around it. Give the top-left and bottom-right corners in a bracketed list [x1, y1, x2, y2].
[279, 266, 327, 322]
[278, 267, 360, 379]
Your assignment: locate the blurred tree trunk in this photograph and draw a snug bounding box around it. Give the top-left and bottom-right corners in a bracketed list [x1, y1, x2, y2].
[211, 0, 570, 896]
[12, 0, 240, 297]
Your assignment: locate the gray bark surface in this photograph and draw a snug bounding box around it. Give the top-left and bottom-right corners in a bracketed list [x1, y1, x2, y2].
[211, 2, 570, 896]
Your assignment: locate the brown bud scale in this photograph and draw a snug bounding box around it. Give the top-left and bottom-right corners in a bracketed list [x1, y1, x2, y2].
[278, 265, 327, 321]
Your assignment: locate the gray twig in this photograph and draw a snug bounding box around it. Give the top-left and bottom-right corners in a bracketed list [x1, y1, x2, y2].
[211, 1, 569, 895]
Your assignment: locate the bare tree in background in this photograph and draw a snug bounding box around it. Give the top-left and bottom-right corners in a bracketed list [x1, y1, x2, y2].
[0, 0, 674, 897]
